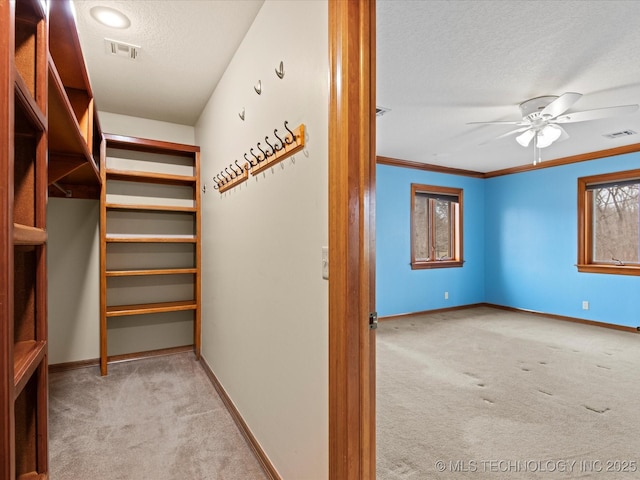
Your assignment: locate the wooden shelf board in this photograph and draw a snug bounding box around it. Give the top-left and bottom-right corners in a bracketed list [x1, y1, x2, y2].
[104, 133, 200, 155]
[14, 70, 46, 133]
[105, 235, 196, 244]
[106, 300, 197, 317]
[106, 168, 196, 185]
[13, 340, 46, 398]
[105, 203, 196, 213]
[13, 223, 47, 245]
[48, 58, 100, 192]
[106, 268, 197, 277]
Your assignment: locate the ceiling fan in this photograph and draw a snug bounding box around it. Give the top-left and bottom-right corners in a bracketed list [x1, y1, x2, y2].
[469, 93, 639, 164]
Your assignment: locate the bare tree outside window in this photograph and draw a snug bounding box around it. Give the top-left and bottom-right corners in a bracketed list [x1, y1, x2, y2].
[578, 169, 640, 276]
[593, 184, 639, 264]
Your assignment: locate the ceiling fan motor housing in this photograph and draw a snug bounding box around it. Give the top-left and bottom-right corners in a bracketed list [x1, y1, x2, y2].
[519, 95, 558, 121]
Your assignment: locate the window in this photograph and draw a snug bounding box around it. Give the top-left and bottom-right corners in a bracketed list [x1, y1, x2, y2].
[577, 169, 640, 276]
[411, 184, 463, 269]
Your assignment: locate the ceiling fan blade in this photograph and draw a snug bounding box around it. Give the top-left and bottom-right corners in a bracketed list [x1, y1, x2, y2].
[516, 129, 535, 147]
[467, 120, 528, 126]
[479, 126, 530, 145]
[555, 104, 639, 123]
[540, 92, 582, 118]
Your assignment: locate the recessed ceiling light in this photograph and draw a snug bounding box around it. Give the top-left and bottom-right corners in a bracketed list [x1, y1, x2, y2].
[90, 6, 131, 29]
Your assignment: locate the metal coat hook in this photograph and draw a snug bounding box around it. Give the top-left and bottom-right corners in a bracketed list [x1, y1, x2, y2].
[203, 184, 207, 193]
[257, 142, 267, 160]
[264, 136, 275, 157]
[239, 108, 245, 121]
[226, 167, 236, 179]
[273, 128, 284, 151]
[275, 61, 285, 79]
[245, 152, 257, 167]
[234, 159, 244, 173]
[250, 147, 264, 164]
[254, 80, 262, 95]
[284, 120, 295, 145]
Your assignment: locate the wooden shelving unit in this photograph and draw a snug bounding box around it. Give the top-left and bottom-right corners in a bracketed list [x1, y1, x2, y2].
[2, 0, 102, 477]
[100, 134, 201, 375]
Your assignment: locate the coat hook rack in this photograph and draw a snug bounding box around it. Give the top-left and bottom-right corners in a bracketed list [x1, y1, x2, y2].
[254, 80, 262, 95]
[216, 161, 249, 194]
[249, 120, 305, 176]
[275, 61, 285, 79]
[239, 107, 245, 121]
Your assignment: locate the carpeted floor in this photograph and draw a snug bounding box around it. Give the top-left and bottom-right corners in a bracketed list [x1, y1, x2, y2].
[377, 306, 640, 479]
[49, 353, 267, 480]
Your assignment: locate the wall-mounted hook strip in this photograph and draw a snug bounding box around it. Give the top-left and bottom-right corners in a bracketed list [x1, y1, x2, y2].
[218, 161, 249, 194]
[254, 80, 262, 95]
[275, 61, 285, 79]
[239, 107, 245, 121]
[249, 123, 306, 177]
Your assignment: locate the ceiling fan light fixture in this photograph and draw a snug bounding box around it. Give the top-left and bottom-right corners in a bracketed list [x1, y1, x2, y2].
[516, 129, 535, 147]
[536, 124, 562, 148]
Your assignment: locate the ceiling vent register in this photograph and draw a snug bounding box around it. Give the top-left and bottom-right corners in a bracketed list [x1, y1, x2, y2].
[104, 38, 141, 60]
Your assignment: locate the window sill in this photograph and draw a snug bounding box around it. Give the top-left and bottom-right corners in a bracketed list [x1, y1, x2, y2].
[411, 260, 464, 270]
[576, 263, 640, 276]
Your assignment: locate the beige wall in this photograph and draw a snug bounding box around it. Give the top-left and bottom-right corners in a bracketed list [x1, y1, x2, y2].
[47, 114, 195, 364]
[195, 1, 329, 478]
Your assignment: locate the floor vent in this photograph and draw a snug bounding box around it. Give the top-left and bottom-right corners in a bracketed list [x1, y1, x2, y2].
[104, 38, 141, 60]
[603, 129, 636, 139]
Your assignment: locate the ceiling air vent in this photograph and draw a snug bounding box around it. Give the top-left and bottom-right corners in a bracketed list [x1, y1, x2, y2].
[376, 106, 390, 117]
[104, 38, 141, 60]
[603, 129, 636, 139]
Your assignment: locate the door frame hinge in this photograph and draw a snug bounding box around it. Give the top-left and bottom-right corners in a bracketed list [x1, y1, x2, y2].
[369, 311, 378, 330]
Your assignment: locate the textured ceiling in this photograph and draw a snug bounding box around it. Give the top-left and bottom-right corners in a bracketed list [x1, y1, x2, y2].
[377, 0, 640, 172]
[73, 0, 264, 125]
[73, 1, 640, 172]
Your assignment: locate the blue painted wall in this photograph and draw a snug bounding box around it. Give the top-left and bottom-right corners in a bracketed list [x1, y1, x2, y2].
[376, 164, 486, 316]
[377, 151, 640, 327]
[485, 151, 640, 327]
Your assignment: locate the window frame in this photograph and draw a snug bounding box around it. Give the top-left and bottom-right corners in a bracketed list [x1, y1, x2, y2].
[577, 168, 640, 276]
[410, 183, 463, 270]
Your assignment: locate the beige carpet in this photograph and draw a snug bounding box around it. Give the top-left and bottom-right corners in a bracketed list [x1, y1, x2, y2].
[377, 306, 640, 479]
[49, 353, 267, 480]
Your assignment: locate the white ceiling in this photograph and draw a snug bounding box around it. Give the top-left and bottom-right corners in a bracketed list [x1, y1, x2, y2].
[73, 1, 640, 172]
[73, 0, 264, 125]
[377, 0, 640, 172]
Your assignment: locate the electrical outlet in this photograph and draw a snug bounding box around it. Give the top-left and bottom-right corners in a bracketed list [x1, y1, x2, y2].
[582, 301, 589, 310]
[321, 247, 329, 280]
[444, 291, 449, 300]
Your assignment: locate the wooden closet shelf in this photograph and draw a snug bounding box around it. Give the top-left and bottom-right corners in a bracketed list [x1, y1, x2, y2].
[13, 224, 47, 245]
[106, 268, 197, 277]
[106, 300, 197, 317]
[106, 169, 196, 185]
[105, 235, 196, 244]
[105, 203, 196, 213]
[14, 71, 46, 133]
[13, 340, 46, 398]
